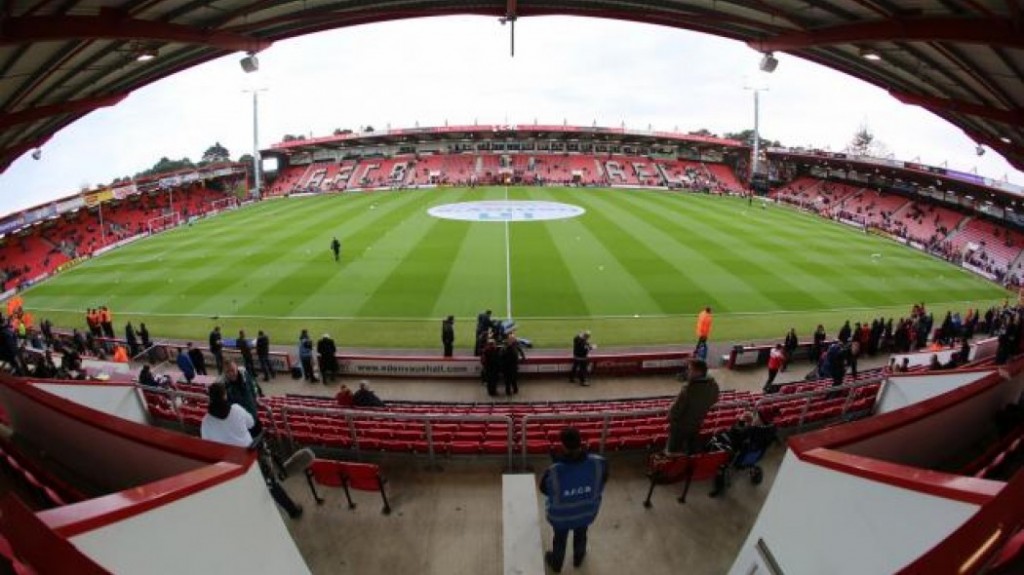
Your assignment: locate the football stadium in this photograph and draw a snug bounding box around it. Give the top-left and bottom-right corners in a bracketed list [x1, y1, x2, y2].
[1, 3, 1024, 575]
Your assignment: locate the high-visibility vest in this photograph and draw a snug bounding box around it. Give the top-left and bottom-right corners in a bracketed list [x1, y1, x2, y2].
[544, 455, 605, 530]
[696, 310, 712, 339]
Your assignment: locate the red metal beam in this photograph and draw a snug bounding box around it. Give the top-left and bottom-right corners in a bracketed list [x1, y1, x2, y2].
[0, 10, 271, 53]
[232, 5, 784, 43]
[506, 0, 517, 17]
[0, 134, 52, 172]
[962, 0, 995, 17]
[845, 0, 891, 18]
[748, 17, 1024, 52]
[0, 93, 127, 130]
[889, 90, 1024, 125]
[964, 128, 1024, 163]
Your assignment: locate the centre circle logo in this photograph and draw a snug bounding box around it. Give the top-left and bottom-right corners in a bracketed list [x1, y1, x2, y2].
[427, 201, 585, 222]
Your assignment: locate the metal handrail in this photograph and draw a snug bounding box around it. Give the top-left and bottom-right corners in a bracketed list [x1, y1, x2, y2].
[273, 403, 517, 469]
[133, 375, 889, 472]
[519, 399, 756, 469]
[752, 376, 885, 427]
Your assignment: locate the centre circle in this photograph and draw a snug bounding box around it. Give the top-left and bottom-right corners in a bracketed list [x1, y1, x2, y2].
[427, 200, 586, 222]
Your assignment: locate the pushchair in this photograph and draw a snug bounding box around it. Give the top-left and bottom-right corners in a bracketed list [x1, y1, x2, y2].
[707, 423, 777, 497]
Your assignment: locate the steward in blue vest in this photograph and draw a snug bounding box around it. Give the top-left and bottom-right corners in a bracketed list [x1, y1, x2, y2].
[540, 427, 609, 572]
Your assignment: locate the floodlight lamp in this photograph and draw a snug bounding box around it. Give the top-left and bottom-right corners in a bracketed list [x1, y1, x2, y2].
[860, 48, 882, 61]
[759, 52, 778, 73]
[135, 48, 158, 62]
[240, 53, 259, 73]
[1000, 136, 1012, 144]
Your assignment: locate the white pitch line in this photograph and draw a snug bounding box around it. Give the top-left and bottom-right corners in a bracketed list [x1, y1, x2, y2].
[504, 185, 513, 320]
[24, 297, 1004, 323]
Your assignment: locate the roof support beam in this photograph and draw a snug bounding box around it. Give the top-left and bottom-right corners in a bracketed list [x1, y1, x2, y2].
[891, 90, 1023, 125]
[749, 17, 1024, 52]
[0, 9, 271, 53]
[0, 134, 52, 173]
[0, 93, 127, 130]
[964, 129, 1024, 161]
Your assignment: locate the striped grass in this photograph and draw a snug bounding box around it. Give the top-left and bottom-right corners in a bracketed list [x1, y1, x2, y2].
[24, 188, 1008, 349]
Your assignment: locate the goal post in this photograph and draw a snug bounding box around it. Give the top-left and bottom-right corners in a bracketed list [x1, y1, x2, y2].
[147, 212, 182, 235]
[208, 196, 239, 214]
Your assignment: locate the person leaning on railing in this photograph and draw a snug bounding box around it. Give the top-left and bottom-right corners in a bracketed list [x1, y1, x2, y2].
[200, 382, 303, 520]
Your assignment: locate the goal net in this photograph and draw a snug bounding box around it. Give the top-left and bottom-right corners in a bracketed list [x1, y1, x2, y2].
[147, 212, 182, 235]
[208, 196, 239, 215]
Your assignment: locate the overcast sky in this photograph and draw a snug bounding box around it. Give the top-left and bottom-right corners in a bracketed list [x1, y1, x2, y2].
[0, 15, 1020, 216]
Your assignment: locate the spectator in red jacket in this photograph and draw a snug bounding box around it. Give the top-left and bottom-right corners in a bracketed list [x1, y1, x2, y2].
[764, 344, 785, 393]
[335, 384, 354, 407]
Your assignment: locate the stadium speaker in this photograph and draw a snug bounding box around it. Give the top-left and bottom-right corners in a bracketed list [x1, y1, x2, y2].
[976, 145, 986, 157]
[240, 54, 259, 73]
[759, 52, 778, 73]
[31, 149, 41, 161]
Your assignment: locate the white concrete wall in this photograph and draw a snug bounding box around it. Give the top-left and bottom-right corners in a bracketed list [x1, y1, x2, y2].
[503, 474, 545, 575]
[80, 359, 132, 374]
[890, 349, 958, 369]
[875, 371, 994, 415]
[970, 337, 998, 361]
[729, 450, 980, 575]
[847, 373, 1022, 468]
[36, 383, 148, 425]
[70, 465, 310, 575]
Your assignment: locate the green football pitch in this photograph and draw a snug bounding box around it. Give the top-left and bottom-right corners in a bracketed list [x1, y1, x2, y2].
[24, 187, 1009, 349]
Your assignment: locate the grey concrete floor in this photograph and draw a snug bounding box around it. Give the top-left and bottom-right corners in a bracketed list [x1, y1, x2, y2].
[232, 352, 891, 575]
[146, 346, 894, 574]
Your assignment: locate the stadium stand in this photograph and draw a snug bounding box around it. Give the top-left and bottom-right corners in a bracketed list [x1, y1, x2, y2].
[836, 188, 909, 228]
[142, 370, 883, 463]
[266, 165, 306, 196]
[817, 181, 862, 207]
[951, 217, 1024, 274]
[604, 156, 641, 186]
[407, 155, 447, 185]
[350, 157, 412, 188]
[703, 162, 745, 193]
[769, 175, 821, 204]
[534, 155, 601, 185]
[259, 152, 748, 193]
[0, 185, 231, 290]
[655, 159, 718, 190]
[893, 200, 966, 246]
[765, 173, 1024, 286]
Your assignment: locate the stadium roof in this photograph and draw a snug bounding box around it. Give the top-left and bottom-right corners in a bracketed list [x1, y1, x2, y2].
[1, 1, 1022, 174]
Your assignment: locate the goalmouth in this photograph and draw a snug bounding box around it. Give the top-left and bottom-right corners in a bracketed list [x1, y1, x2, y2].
[147, 212, 182, 235]
[207, 196, 239, 216]
[146, 197, 239, 235]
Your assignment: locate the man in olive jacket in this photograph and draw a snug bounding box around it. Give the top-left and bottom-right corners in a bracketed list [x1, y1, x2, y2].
[666, 359, 720, 454]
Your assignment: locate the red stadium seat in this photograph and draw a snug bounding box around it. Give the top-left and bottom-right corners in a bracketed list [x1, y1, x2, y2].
[447, 441, 481, 455]
[643, 450, 731, 507]
[525, 439, 552, 454]
[304, 459, 391, 514]
[482, 441, 507, 454]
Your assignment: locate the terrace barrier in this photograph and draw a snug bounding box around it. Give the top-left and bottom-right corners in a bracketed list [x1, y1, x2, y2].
[138, 375, 886, 472]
